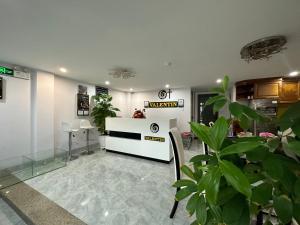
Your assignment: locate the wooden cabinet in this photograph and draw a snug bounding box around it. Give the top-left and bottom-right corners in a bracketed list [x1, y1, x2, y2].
[236, 82, 254, 100]
[236, 78, 300, 102]
[279, 80, 300, 103]
[254, 81, 280, 99]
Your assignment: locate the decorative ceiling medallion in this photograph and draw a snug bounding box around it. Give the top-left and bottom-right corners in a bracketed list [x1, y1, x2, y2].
[240, 35, 287, 63]
[109, 67, 136, 79]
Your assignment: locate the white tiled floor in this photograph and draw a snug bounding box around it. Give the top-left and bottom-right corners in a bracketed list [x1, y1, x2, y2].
[25, 141, 203, 225]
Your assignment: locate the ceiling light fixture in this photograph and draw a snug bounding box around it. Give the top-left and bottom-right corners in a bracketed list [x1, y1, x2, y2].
[129, 88, 133, 92]
[216, 79, 222, 83]
[59, 67, 68, 73]
[105, 81, 110, 85]
[109, 67, 136, 79]
[289, 71, 299, 77]
[165, 84, 170, 88]
[240, 36, 287, 63]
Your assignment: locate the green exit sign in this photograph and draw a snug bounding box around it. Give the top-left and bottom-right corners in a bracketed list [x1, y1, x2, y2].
[0, 66, 14, 76]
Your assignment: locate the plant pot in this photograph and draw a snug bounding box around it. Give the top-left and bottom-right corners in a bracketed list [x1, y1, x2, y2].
[98, 135, 106, 150]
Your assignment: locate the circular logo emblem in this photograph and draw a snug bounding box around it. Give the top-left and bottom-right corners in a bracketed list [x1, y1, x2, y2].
[158, 90, 167, 99]
[150, 123, 159, 133]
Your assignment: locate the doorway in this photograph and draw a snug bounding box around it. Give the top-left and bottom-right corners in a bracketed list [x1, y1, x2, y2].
[197, 93, 218, 125]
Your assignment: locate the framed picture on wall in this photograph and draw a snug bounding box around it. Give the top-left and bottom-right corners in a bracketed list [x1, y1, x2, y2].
[178, 99, 184, 107]
[77, 94, 89, 116]
[95, 86, 108, 95]
[144, 101, 149, 108]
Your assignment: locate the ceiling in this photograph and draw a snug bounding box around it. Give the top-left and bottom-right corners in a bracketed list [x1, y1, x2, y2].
[1, 0, 300, 91]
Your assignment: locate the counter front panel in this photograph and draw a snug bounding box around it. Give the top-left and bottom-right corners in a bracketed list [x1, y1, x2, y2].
[106, 118, 176, 162]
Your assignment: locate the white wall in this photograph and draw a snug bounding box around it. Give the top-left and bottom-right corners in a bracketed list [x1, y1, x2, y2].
[0, 75, 31, 159]
[54, 76, 98, 150]
[53, 78, 130, 150]
[109, 90, 131, 118]
[130, 88, 192, 132]
[31, 72, 55, 153]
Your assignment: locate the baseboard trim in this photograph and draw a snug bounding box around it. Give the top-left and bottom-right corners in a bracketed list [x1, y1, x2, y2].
[106, 149, 173, 164]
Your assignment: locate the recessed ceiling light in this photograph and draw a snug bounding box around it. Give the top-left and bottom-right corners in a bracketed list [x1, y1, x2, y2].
[59, 67, 67, 73]
[289, 71, 299, 77]
[105, 81, 110, 85]
[216, 79, 222, 83]
[165, 84, 170, 88]
[129, 88, 133, 91]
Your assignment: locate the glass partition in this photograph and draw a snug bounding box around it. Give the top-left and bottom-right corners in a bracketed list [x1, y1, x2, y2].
[0, 149, 67, 190]
[27, 149, 67, 176]
[0, 155, 33, 189]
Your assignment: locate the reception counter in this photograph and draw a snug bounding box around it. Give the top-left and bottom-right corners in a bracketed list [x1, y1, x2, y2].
[105, 118, 177, 162]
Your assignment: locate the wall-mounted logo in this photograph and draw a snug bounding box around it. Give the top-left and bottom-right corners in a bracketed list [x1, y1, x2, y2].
[144, 136, 165, 142]
[158, 89, 171, 99]
[150, 123, 159, 133]
[144, 99, 184, 108]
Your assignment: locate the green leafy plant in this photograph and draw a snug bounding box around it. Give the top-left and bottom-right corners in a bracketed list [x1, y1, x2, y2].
[91, 93, 120, 134]
[173, 76, 300, 225]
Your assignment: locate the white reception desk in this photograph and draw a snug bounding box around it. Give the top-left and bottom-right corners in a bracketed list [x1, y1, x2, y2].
[105, 118, 177, 162]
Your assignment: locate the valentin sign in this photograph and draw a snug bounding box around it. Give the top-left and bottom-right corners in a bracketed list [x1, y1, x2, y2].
[144, 99, 184, 108]
[0, 66, 14, 76]
[144, 136, 165, 142]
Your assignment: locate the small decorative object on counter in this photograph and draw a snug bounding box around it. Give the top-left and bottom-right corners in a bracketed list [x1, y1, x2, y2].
[132, 108, 146, 118]
[259, 132, 275, 138]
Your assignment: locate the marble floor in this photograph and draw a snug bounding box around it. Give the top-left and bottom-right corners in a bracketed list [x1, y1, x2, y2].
[25, 141, 203, 225]
[0, 199, 27, 225]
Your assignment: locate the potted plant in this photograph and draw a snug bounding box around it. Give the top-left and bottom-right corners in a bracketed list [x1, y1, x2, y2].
[91, 93, 120, 149]
[173, 76, 300, 225]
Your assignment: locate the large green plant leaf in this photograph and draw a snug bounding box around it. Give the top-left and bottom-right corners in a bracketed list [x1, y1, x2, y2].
[190, 122, 216, 150]
[204, 166, 222, 204]
[217, 186, 237, 205]
[205, 95, 226, 106]
[213, 98, 227, 114]
[173, 179, 197, 188]
[175, 186, 197, 201]
[294, 178, 300, 197]
[220, 142, 263, 157]
[252, 183, 272, 205]
[181, 165, 195, 180]
[280, 167, 296, 193]
[222, 75, 229, 91]
[186, 193, 199, 216]
[222, 194, 250, 225]
[190, 154, 214, 163]
[291, 118, 300, 137]
[294, 203, 300, 224]
[273, 195, 293, 224]
[229, 102, 244, 117]
[208, 203, 223, 223]
[262, 155, 284, 180]
[219, 160, 252, 198]
[245, 146, 268, 162]
[243, 164, 264, 184]
[196, 195, 207, 225]
[287, 139, 300, 156]
[210, 117, 228, 151]
[267, 137, 280, 151]
[279, 100, 300, 131]
[239, 114, 251, 130]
